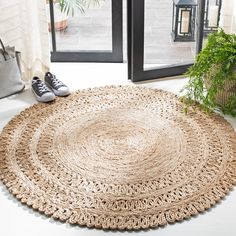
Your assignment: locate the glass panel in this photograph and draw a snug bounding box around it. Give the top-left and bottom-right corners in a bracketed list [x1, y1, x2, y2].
[144, 0, 197, 69]
[180, 10, 190, 34]
[204, 0, 221, 35]
[208, 5, 219, 27]
[47, 0, 112, 51]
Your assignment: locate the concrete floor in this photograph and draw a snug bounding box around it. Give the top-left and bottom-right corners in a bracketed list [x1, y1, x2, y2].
[0, 63, 236, 236]
[52, 0, 196, 65]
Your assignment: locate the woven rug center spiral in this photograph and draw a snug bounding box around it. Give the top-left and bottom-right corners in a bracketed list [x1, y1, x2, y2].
[0, 85, 236, 230]
[56, 111, 183, 182]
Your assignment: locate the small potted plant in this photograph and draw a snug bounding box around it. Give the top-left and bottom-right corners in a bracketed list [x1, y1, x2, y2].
[181, 29, 236, 116]
[47, 0, 68, 31]
[46, 0, 101, 31]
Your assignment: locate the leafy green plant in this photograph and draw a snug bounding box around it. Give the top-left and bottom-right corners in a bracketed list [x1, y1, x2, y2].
[181, 29, 236, 116]
[58, 0, 101, 15]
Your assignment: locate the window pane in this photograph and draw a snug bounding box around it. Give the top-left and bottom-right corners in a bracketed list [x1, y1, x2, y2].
[47, 0, 112, 51]
[144, 0, 197, 69]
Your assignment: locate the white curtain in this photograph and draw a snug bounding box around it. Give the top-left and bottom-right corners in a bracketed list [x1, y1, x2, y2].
[0, 0, 50, 81]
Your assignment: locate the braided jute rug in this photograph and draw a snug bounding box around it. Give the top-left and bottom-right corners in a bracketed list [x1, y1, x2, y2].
[0, 85, 236, 230]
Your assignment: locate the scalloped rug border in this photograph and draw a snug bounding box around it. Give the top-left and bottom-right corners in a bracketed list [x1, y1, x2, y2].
[0, 85, 236, 230]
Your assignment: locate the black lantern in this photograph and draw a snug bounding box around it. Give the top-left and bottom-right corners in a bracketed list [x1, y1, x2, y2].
[204, 0, 222, 35]
[172, 0, 197, 42]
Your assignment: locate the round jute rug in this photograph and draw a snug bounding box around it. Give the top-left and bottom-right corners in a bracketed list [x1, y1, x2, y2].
[0, 85, 236, 230]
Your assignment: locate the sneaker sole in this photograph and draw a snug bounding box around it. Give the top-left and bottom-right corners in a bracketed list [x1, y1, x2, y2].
[45, 82, 70, 97]
[31, 89, 55, 103]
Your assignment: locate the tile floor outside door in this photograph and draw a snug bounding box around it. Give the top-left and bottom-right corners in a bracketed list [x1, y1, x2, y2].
[0, 63, 236, 236]
[52, 0, 196, 65]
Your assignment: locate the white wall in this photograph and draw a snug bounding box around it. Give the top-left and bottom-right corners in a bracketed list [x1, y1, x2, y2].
[0, 0, 22, 47]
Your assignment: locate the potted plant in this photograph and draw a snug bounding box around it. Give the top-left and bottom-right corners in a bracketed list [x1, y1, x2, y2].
[181, 29, 236, 116]
[46, 0, 101, 31]
[47, 0, 68, 31]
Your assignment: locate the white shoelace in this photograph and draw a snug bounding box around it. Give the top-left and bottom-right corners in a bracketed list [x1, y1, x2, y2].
[36, 81, 50, 93]
[52, 77, 64, 87]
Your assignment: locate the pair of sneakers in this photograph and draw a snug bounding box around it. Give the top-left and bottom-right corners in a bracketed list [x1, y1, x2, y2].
[32, 72, 70, 102]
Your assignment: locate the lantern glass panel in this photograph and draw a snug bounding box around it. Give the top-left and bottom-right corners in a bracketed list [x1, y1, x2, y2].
[179, 9, 191, 34]
[204, 0, 222, 34]
[208, 0, 219, 27]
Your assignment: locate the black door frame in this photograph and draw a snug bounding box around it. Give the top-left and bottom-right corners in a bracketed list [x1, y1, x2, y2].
[127, 0, 206, 82]
[49, 0, 123, 62]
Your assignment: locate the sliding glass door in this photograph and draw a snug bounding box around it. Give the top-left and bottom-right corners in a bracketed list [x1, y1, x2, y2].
[48, 0, 123, 62]
[127, 0, 206, 82]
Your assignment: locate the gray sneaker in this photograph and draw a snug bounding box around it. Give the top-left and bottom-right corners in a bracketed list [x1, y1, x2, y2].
[31, 77, 55, 102]
[44, 72, 70, 97]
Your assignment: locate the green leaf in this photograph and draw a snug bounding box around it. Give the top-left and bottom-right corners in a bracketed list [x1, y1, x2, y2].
[181, 29, 236, 116]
